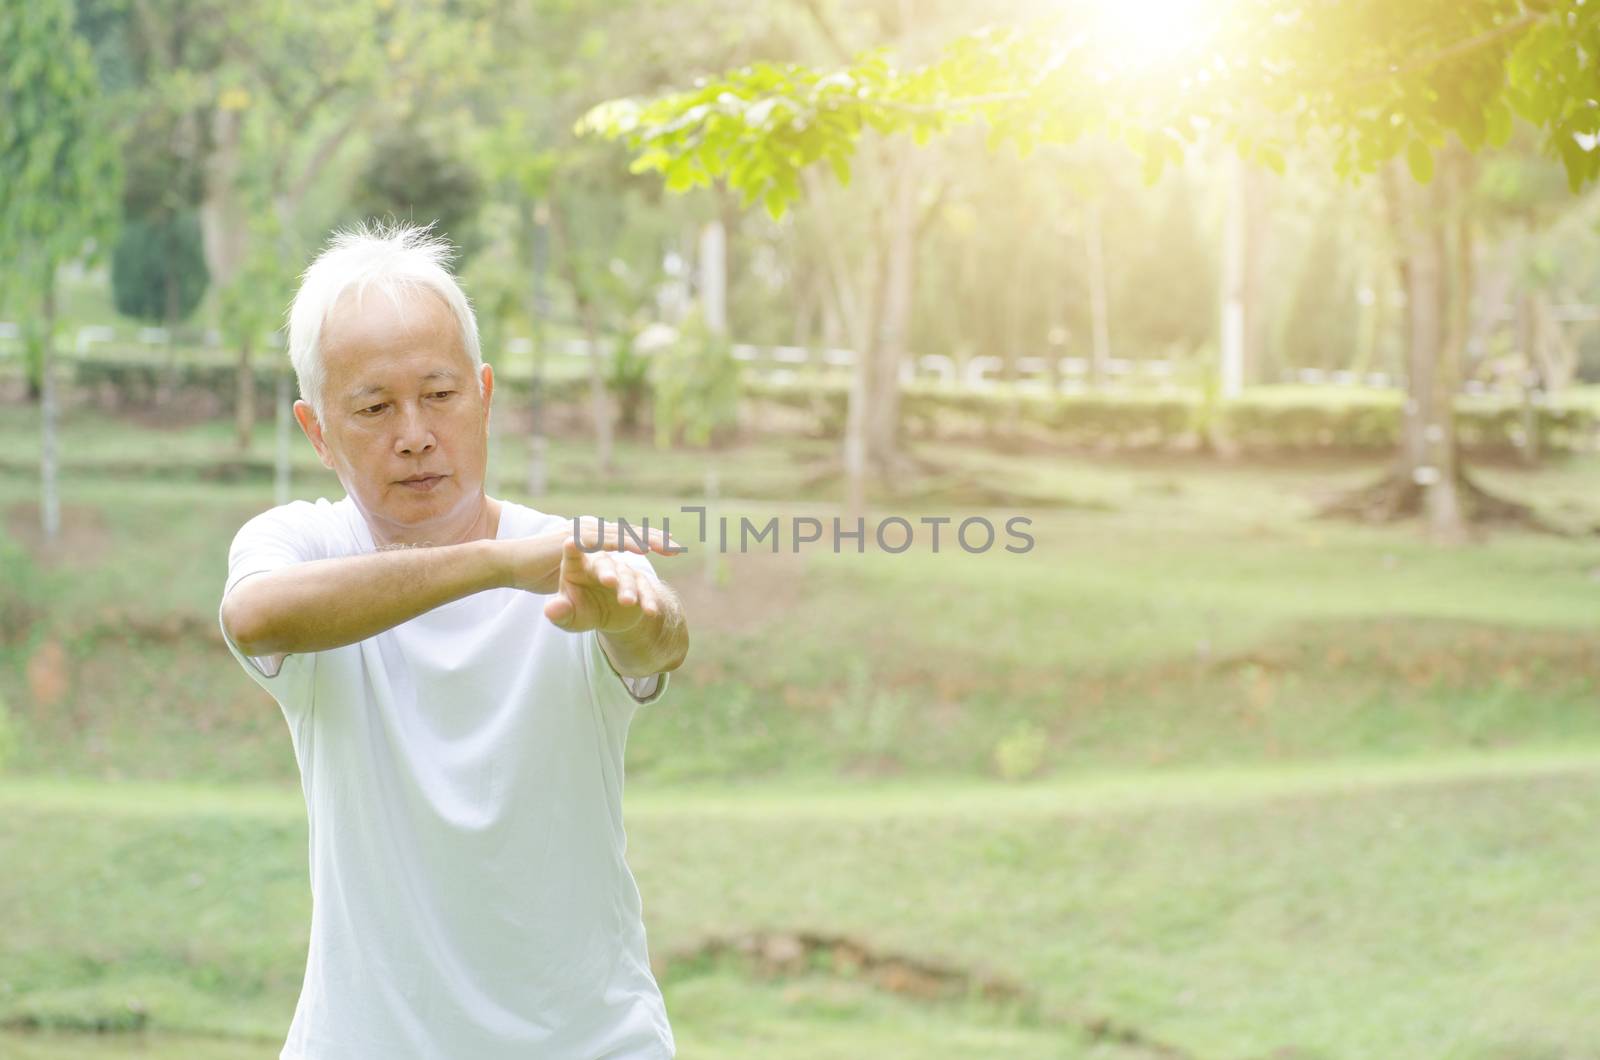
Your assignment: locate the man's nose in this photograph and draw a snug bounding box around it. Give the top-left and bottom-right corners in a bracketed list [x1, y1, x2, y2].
[394, 405, 436, 456]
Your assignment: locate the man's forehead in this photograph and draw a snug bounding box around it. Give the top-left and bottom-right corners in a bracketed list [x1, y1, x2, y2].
[323, 284, 454, 346]
[320, 285, 468, 394]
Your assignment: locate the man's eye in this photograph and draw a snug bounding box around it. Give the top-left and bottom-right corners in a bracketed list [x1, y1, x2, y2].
[360, 403, 386, 415]
[429, 391, 455, 400]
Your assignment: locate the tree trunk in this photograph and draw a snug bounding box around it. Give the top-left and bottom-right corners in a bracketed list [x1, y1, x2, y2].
[236, 331, 256, 453]
[521, 197, 551, 498]
[576, 294, 613, 478]
[1515, 290, 1540, 465]
[548, 197, 613, 477]
[1220, 156, 1268, 395]
[1532, 292, 1576, 391]
[1350, 237, 1387, 378]
[999, 201, 1025, 444]
[199, 106, 247, 294]
[865, 145, 916, 475]
[1426, 151, 1471, 540]
[274, 364, 293, 507]
[800, 151, 922, 515]
[1243, 163, 1270, 385]
[1321, 154, 1538, 537]
[1394, 157, 1462, 538]
[1220, 157, 1247, 397]
[697, 218, 727, 334]
[842, 257, 875, 520]
[40, 268, 60, 545]
[839, 202, 882, 522]
[1084, 198, 1111, 388]
[158, 260, 181, 406]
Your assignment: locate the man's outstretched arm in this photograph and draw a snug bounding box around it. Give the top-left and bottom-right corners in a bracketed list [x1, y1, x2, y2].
[224, 522, 677, 659]
[222, 539, 507, 659]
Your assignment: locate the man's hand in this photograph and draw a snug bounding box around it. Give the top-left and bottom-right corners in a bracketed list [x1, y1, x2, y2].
[506, 516, 678, 597]
[543, 536, 665, 633]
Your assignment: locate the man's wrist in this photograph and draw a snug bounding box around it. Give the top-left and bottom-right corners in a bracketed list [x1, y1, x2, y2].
[475, 538, 515, 592]
[597, 620, 652, 676]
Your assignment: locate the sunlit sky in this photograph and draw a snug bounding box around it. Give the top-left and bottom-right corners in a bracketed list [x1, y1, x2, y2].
[1082, 0, 1217, 74]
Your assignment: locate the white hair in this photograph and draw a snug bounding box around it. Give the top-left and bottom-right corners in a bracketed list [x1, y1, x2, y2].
[285, 219, 483, 419]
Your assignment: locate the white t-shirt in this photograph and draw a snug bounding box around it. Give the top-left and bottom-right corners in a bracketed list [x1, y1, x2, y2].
[218, 494, 676, 1060]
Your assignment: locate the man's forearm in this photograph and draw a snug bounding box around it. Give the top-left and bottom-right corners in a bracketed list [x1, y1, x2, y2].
[223, 539, 508, 656]
[599, 585, 689, 678]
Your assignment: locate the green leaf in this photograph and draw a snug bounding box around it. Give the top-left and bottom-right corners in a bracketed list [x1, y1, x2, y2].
[1406, 139, 1434, 184]
[1485, 99, 1513, 147]
[827, 151, 852, 186]
[763, 186, 789, 221]
[664, 158, 699, 193]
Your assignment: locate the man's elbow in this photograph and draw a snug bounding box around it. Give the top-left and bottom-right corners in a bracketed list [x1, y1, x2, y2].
[221, 587, 280, 656]
[664, 629, 689, 673]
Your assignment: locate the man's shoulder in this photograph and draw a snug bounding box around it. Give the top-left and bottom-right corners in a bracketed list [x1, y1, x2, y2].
[243, 494, 343, 517]
[230, 496, 353, 556]
[497, 498, 567, 539]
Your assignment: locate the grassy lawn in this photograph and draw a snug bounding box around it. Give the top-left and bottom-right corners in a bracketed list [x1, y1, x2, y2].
[4, 757, 1600, 1058]
[6, 410, 1600, 1055]
[6, 421, 1600, 785]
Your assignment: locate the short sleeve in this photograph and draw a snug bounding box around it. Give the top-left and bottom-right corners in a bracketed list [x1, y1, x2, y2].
[585, 550, 672, 709]
[218, 501, 325, 691]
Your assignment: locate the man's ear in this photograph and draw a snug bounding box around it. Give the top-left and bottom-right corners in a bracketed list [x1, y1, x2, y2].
[293, 400, 335, 471]
[479, 362, 494, 418]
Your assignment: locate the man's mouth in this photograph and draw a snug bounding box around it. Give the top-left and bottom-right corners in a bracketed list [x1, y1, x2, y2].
[399, 474, 446, 491]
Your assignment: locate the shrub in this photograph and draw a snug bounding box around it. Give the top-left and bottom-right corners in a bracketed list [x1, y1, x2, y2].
[993, 720, 1049, 781]
[651, 312, 741, 448]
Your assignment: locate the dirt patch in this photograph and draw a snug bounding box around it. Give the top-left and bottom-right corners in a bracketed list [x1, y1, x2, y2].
[655, 929, 1191, 1057]
[66, 607, 224, 646]
[1199, 616, 1600, 690]
[3, 501, 111, 568]
[657, 929, 1026, 1002]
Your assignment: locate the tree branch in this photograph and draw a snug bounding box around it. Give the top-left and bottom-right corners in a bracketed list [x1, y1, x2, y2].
[793, 0, 854, 63]
[1335, 9, 1548, 93]
[281, 104, 370, 212]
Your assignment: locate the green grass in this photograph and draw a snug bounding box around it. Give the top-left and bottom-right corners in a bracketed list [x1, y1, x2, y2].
[4, 758, 1600, 1058]
[8, 427, 1600, 784]
[10, 411, 1600, 1055]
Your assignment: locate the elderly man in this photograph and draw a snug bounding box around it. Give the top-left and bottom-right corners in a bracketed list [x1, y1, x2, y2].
[218, 221, 688, 1059]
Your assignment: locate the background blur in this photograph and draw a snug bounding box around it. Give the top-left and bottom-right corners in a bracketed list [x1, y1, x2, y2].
[5, 1, 1600, 1057]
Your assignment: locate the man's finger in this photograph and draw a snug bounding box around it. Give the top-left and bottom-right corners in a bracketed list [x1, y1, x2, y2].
[560, 537, 603, 588]
[614, 563, 640, 608]
[637, 577, 659, 617]
[603, 528, 680, 556]
[592, 551, 619, 590]
[544, 591, 575, 627]
[572, 520, 680, 556]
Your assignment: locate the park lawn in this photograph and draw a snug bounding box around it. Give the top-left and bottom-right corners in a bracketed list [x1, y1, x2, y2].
[7, 416, 1600, 1055]
[3, 755, 1600, 1058]
[6, 435, 1600, 784]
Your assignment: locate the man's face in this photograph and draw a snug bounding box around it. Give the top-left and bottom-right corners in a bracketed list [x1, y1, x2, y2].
[293, 285, 494, 543]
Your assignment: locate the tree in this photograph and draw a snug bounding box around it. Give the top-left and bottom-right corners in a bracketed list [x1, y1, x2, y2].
[0, 0, 121, 544]
[580, 0, 1600, 539]
[91, 0, 495, 461]
[109, 98, 209, 359]
[468, 0, 804, 484]
[349, 121, 487, 265]
[110, 212, 209, 328]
